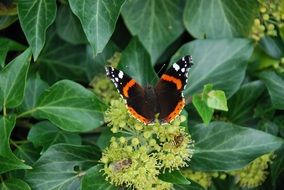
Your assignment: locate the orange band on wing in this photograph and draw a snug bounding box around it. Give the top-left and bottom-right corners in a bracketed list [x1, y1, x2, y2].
[123, 79, 136, 97]
[161, 74, 182, 90]
[165, 99, 185, 122]
[127, 106, 150, 124]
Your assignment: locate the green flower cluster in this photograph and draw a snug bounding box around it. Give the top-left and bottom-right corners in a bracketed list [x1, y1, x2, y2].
[182, 170, 226, 189]
[229, 153, 275, 188]
[251, 0, 284, 41]
[101, 99, 194, 190]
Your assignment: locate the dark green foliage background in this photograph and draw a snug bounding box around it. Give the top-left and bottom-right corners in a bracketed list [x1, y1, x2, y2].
[0, 0, 284, 189]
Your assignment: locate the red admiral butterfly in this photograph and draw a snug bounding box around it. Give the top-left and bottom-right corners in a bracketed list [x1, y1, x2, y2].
[106, 55, 193, 125]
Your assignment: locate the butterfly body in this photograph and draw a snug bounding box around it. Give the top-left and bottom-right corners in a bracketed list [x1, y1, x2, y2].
[106, 55, 193, 125]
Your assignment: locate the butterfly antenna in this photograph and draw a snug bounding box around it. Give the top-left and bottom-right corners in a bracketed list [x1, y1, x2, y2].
[149, 63, 166, 85]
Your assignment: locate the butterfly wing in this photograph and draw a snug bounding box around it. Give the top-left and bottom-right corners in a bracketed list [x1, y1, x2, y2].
[105, 66, 155, 124]
[155, 55, 193, 123]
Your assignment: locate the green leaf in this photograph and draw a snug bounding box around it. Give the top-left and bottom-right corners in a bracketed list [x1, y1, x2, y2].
[270, 147, 284, 187]
[0, 178, 31, 190]
[0, 38, 26, 68]
[18, 0, 57, 60]
[81, 164, 117, 190]
[69, 0, 125, 55]
[28, 121, 82, 152]
[172, 39, 253, 98]
[19, 73, 49, 112]
[222, 81, 265, 124]
[0, 116, 31, 174]
[206, 90, 228, 111]
[259, 71, 284, 110]
[183, 0, 258, 38]
[25, 144, 101, 190]
[118, 37, 158, 86]
[10, 143, 41, 179]
[37, 28, 89, 84]
[0, 16, 18, 30]
[122, 0, 185, 63]
[259, 36, 284, 59]
[159, 170, 190, 185]
[55, 4, 87, 45]
[192, 94, 213, 124]
[96, 128, 112, 150]
[173, 182, 205, 190]
[28, 80, 106, 132]
[190, 121, 284, 171]
[0, 48, 31, 108]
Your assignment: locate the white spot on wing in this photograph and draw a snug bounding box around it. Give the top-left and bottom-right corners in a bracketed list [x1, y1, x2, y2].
[115, 77, 119, 82]
[118, 71, 124, 79]
[173, 63, 180, 71]
[181, 68, 185, 73]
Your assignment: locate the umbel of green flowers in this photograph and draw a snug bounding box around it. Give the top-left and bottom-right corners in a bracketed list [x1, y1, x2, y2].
[251, 0, 284, 41]
[101, 99, 194, 190]
[229, 153, 275, 188]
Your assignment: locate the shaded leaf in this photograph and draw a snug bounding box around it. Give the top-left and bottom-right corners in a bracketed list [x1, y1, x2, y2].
[81, 164, 117, 190]
[190, 121, 284, 171]
[122, 0, 185, 63]
[55, 5, 87, 44]
[159, 170, 190, 185]
[259, 36, 284, 59]
[19, 73, 49, 112]
[18, 0, 57, 60]
[0, 37, 26, 68]
[0, 48, 31, 108]
[173, 182, 205, 190]
[0, 178, 31, 190]
[25, 144, 101, 190]
[29, 80, 106, 132]
[118, 37, 158, 86]
[0, 16, 18, 30]
[0, 116, 31, 174]
[69, 0, 125, 55]
[172, 39, 253, 98]
[184, 0, 258, 38]
[37, 28, 89, 84]
[28, 121, 82, 152]
[222, 81, 265, 124]
[259, 71, 284, 110]
[270, 147, 284, 187]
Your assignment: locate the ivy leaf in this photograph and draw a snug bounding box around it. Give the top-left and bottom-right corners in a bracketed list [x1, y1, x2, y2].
[28, 121, 81, 152]
[19, 73, 49, 112]
[0, 48, 31, 108]
[192, 94, 213, 124]
[0, 37, 26, 68]
[259, 36, 284, 59]
[18, 0, 57, 60]
[37, 28, 89, 84]
[173, 182, 205, 190]
[159, 170, 190, 185]
[0, 116, 31, 174]
[0, 16, 18, 30]
[172, 39, 253, 98]
[222, 81, 265, 124]
[69, 0, 125, 55]
[81, 164, 117, 190]
[190, 121, 284, 171]
[25, 144, 101, 190]
[23, 80, 107, 132]
[184, 0, 258, 38]
[55, 4, 87, 45]
[118, 37, 158, 86]
[259, 71, 284, 110]
[0, 178, 31, 190]
[206, 90, 228, 111]
[122, 0, 185, 63]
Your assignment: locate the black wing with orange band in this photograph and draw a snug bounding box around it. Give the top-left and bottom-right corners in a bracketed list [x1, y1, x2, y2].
[155, 55, 193, 123]
[105, 66, 154, 124]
